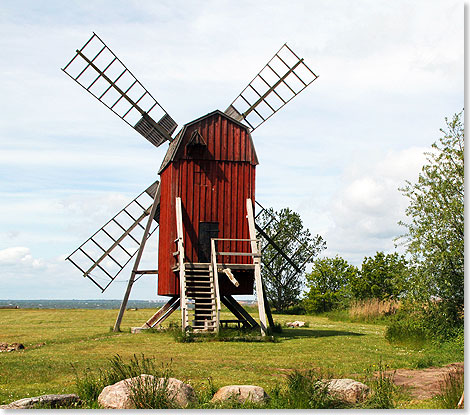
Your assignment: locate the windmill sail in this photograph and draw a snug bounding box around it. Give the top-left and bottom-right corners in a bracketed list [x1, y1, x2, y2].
[254, 200, 321, 281]
[225, 43, 318, 131]
[62, 33, 177, 147]
[66, 181, 160, 292]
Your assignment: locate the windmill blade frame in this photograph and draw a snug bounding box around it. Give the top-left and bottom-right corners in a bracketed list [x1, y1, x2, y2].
[66, 181, 160, 292]
[254, 200, 320, 278]
[62, 33, 177, 147]
[225, 43, 318, 131]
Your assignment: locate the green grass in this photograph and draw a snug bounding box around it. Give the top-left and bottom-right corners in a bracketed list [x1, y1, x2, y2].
[0, 307, 463, 408]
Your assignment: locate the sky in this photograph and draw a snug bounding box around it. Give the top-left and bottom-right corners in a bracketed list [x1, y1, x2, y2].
[0, 0, 463, 300]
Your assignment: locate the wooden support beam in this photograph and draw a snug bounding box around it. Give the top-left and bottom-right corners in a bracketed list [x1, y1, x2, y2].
[221, 295, 259, 329]
[246, 199, 267, 336]
[113, 182, 160, 332]
[262, 283, 275, 330]
[142, 296, 180, 328]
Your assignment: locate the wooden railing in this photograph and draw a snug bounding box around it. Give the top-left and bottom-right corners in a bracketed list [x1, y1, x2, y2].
[175, 197, 187, 331]
[210, 237, 262, 334]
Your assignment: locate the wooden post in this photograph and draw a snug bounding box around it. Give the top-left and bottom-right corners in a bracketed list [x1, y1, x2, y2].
[113, 182, 160, 332]
[246, 199, 267, 336]
[211, 239, 221, 332]
[175, 197, 187, 331]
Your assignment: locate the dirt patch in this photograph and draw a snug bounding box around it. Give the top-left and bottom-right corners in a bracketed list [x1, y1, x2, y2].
[389, 362, 464, 399]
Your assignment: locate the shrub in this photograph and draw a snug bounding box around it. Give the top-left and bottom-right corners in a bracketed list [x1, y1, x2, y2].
[385, 309, 428, 345]
[303, 256, 357, 313]
[385, 301, 463, 345]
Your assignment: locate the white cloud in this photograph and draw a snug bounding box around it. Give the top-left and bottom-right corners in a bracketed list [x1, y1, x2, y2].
[323, 147, 429, 264]
[0, 246, 44, 268]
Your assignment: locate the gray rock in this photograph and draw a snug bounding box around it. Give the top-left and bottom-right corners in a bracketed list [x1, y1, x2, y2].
[211, 385, 270, 404]
[0, 342, 25, 352]
[0, 394, 80, 409]
[98, 374, 196, 409]
[326, 378, 370, 403]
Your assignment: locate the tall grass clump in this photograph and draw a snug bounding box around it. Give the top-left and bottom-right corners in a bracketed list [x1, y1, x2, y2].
[349, 299, 399, 322]
[73, 354, 174, 408]
[362, 361, 400, 409]
[433, 367, 464, 409]
[269, 370, 345, 409]
[126, 375, 176, 409]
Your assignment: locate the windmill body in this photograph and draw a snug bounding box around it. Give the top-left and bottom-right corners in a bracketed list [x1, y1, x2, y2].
[62, 33, 318, 335]
[158, 110, 257, 296]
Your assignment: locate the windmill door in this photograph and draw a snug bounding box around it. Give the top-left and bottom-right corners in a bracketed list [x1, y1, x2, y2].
[198, 222, 218, 263]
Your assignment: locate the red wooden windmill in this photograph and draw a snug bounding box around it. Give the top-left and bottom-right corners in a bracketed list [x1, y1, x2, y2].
[62, 33, 318, 335]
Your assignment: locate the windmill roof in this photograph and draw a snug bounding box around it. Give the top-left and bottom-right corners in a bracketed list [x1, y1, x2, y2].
[158, 109, 257, 174]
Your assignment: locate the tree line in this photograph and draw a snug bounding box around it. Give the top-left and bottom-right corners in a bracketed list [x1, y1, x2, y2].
[260, 110, 464, 342]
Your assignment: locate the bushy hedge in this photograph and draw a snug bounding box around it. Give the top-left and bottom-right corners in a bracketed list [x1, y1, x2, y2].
[385, 301, 463, 345]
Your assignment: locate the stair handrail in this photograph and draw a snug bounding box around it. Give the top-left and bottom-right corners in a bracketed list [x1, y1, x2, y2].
[175, 197, 187, 332]
[210, 237, 262, 334]
[210, 238, 221, 333]
[246, 199, 268, 336]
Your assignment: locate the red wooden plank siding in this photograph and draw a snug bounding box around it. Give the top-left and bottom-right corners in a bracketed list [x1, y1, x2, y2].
[157, 111, 257, 296]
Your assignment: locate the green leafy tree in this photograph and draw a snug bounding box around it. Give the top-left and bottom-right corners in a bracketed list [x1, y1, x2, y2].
[303, 255, 358, 313]
[350, 252, 409, 301]
[258, 207, 326, 312]
[397, 111, 464, 316]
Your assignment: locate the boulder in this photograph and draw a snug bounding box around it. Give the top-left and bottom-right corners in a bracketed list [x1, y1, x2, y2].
[0, 394, 80, 409]
[211, 385, 270, 404]
[286, 321, 305, 328]
[98, 374, 196, 409]
[326, 379, 369, 403]
[0, 342, 25, 352]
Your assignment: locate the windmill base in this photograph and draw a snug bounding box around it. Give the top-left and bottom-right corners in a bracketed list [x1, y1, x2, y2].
[137, 294, 272, 333]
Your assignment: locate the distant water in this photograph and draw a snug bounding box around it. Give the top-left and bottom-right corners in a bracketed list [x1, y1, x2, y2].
[0, 299, 165, 309]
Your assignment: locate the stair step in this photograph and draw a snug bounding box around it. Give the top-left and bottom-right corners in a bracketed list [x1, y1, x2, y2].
[185, 276, 211, 280]
[186, 282, 212, 286]
[186, 283, 213, 287]
[188, 300, 214, 304]
[188, 294, 213, 297]
[192, 322, 216, 327]
[187, 290, 213, 294]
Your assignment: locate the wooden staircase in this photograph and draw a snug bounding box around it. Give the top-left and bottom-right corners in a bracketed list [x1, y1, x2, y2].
[184, 263, 217, 332]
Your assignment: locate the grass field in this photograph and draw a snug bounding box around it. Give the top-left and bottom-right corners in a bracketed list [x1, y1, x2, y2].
[0, 307, 463, 408]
